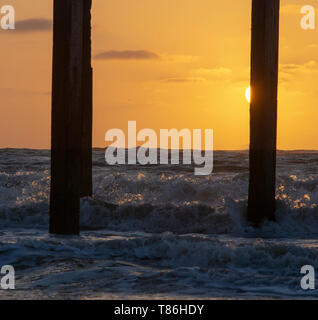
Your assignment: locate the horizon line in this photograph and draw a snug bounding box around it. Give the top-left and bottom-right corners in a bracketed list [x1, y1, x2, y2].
[1, 147, 318, 153]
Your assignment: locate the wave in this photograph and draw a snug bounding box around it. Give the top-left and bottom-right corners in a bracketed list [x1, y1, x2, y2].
[1, 149, 318, 298]
[1, 226, 318, 298]
[0, 149, 318, 239]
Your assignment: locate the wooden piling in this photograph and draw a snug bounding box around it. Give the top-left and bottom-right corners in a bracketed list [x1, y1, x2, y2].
[50, 0, 87, 235]
[80, 0, 93, 198]
[247, 0, 280, 225]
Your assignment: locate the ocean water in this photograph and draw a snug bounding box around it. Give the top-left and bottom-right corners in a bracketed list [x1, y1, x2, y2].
[1, 148, 318, 299]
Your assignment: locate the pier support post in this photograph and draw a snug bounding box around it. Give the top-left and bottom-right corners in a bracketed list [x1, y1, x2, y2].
[50, 0, 92, 235]
[80, 0, 93, 198]
[248, 0, 280, 225]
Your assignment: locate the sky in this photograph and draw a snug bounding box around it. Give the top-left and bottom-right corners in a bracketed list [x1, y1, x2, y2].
[0, 0, 317, 150]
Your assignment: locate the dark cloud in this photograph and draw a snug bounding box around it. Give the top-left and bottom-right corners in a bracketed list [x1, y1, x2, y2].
[94, 50, 160, 61]
[14, 19, 52, 33]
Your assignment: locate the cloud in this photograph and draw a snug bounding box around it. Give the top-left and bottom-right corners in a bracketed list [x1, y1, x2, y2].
[280, 61, 318, 74]
[14, 18, 52, 33]
[193, 67, 232, 78]
[161, 77, 206, 83]
[94, 50, 198, 63]
[279, 61, 318, 84]
[160, 53, 199, 63]
[94, 50, 160, 60]
[160, 66, 235, 85]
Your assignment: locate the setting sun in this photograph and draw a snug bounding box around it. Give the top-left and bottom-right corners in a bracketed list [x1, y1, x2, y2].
[245, 86, 251, 103]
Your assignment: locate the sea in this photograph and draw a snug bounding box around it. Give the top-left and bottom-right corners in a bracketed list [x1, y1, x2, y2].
[1, 148, 318, 299]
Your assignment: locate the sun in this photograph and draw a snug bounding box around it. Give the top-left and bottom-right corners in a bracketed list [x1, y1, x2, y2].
[245, 86, 251, 103]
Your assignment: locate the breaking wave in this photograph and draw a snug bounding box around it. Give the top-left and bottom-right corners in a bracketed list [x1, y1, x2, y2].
[1, 149, 318, 299]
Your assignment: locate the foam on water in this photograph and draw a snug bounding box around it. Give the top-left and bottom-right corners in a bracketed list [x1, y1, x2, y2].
[1, 149, 318, 299]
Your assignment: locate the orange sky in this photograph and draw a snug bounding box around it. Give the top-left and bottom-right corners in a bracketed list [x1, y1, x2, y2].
[0, 0, 317, 150]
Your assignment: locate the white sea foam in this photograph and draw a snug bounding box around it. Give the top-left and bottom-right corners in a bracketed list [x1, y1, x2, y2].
[1, 149, 318, 299]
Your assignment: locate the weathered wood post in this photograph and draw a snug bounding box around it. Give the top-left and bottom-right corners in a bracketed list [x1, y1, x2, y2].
[50, 0, 92, 235]
[247, 0, 280, 225]
[80, 0, 93, 198]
